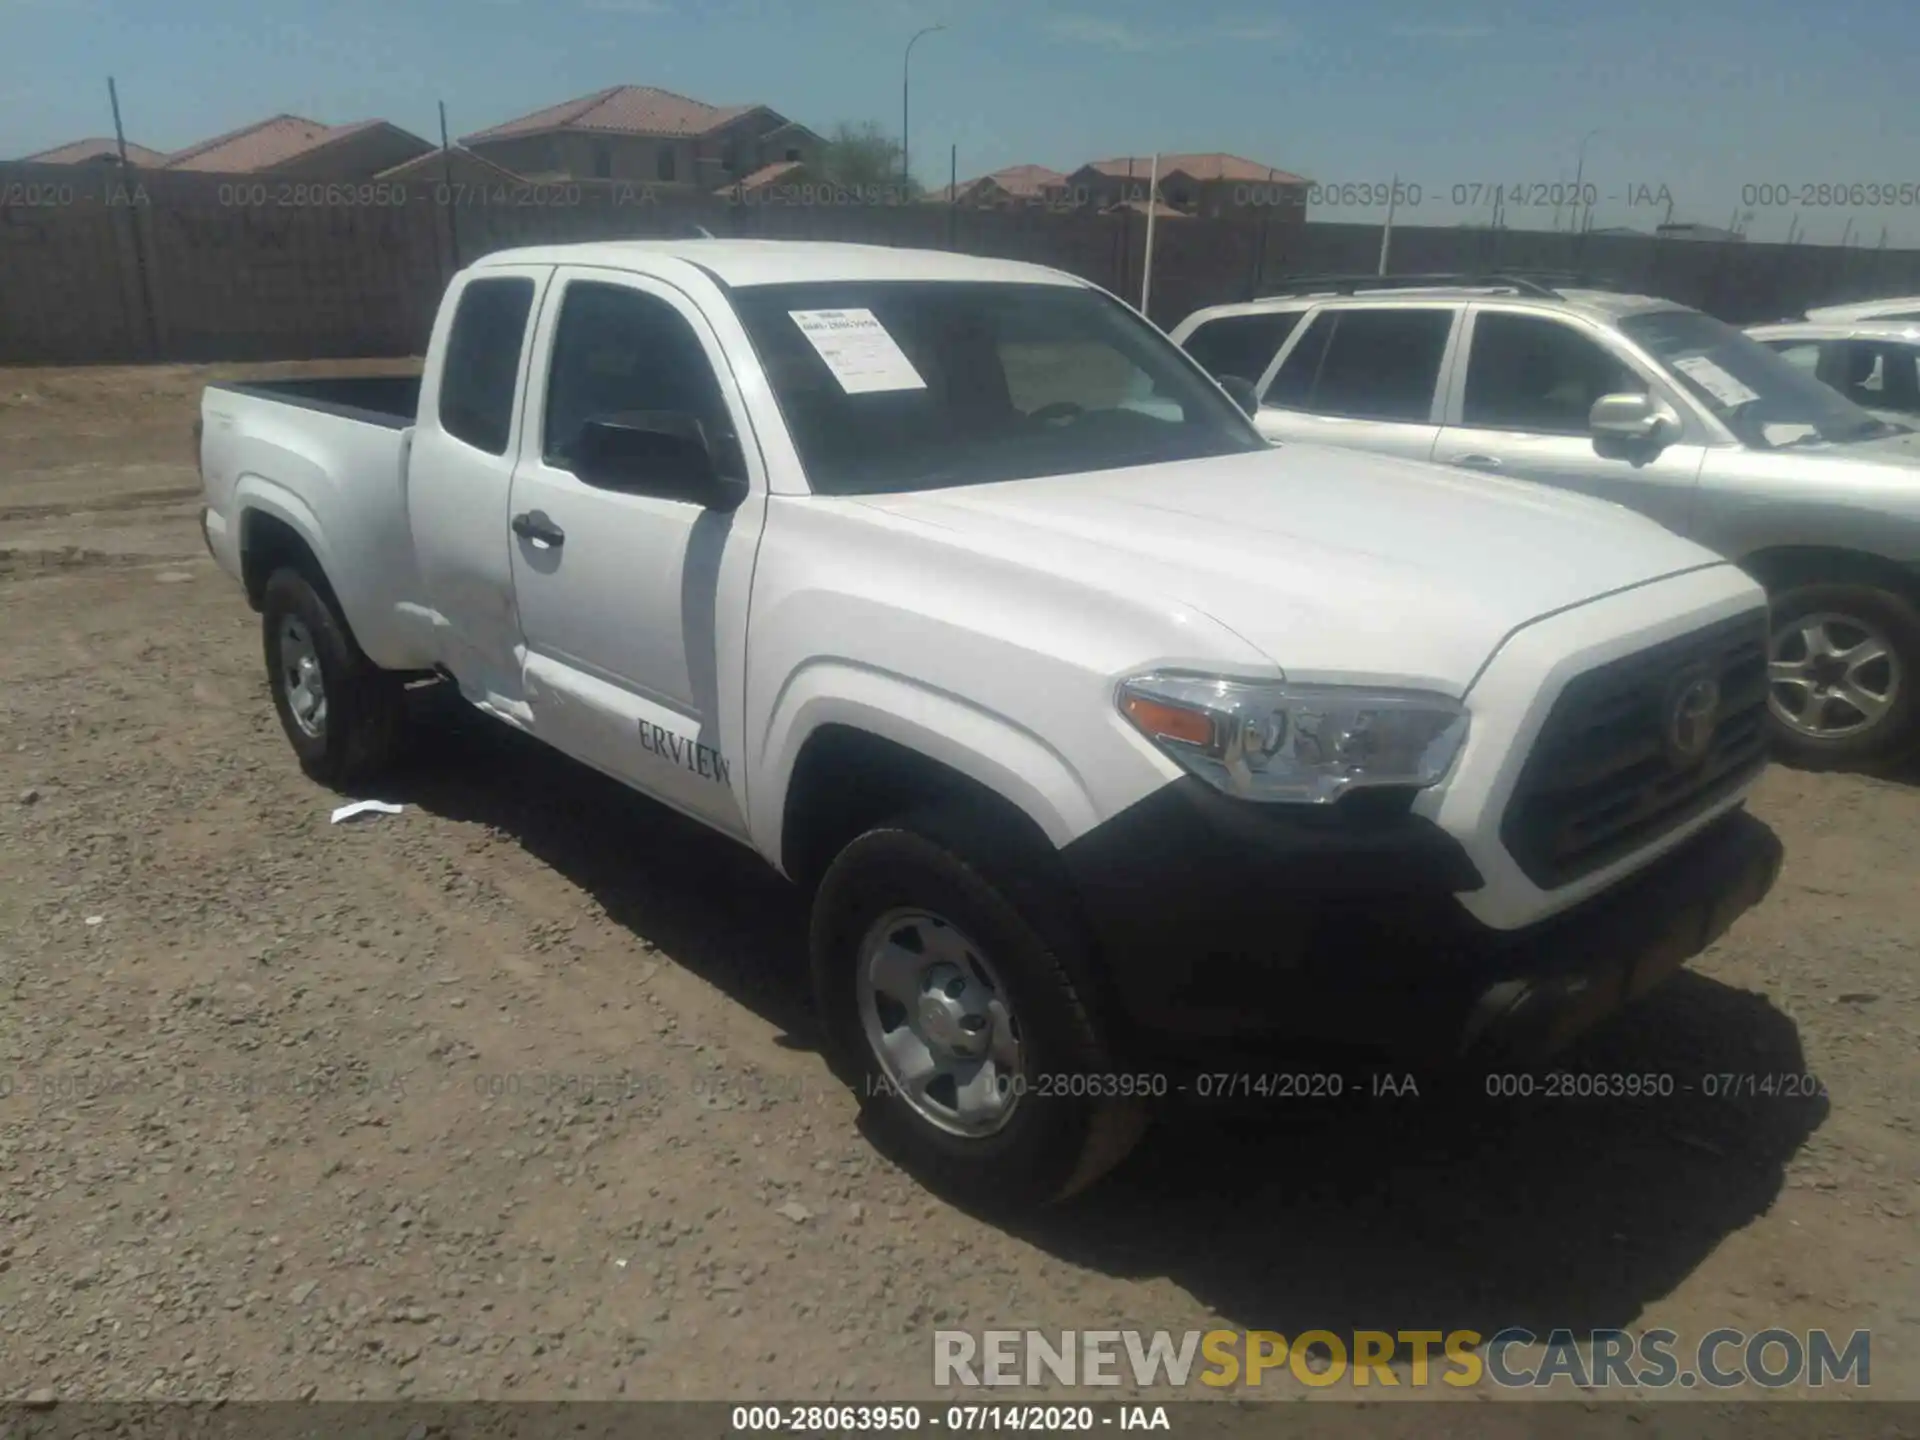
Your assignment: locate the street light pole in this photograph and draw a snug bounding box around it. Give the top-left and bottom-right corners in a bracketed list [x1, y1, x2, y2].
[902, 24, 945, 191]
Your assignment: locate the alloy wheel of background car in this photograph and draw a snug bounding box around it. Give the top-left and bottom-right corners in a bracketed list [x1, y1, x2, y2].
[1768, 610, 1902, 741]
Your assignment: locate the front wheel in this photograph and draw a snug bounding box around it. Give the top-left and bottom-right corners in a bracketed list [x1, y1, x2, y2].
[809, 807, 1148, 1213]
[1766, 583, 1920, 771]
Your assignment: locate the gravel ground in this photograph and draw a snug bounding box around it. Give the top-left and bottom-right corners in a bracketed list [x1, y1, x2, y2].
[1, 363, 1917, 1405]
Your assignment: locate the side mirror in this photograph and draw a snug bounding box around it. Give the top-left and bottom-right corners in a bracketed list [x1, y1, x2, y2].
[574, 412, 748, 511]
[1215, 373, 1260, 418]
[1589, 391, 1674, 445]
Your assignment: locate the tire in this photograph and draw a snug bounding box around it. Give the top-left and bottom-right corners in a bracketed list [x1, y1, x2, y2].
[261, 566, 409, 789]
[809, 805, 1148, 1213]
[1765, 583, 1920, 773]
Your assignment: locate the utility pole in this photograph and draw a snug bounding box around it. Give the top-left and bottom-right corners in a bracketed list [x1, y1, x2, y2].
[1377, 173, 1399, 275]
[1139, 153, 1161, 315]
[438, 100, 461, 273]
[107, 76, 159, 359]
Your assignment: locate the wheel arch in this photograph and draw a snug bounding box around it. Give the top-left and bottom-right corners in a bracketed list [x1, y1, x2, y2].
[237, 490, 339, 613]
[763, 675, 1103, 894]
[1740, 544, 1920, 607]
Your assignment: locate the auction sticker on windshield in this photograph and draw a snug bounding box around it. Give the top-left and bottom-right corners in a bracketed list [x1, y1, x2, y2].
[1672, 355, 1761, 408]
[789, 308, 928, 394]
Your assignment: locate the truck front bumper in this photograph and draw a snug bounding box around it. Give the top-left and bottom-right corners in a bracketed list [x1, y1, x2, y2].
[1059, 778, 1781, 1070]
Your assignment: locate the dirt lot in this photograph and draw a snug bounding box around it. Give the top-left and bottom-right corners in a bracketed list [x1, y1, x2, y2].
[1, 362, 1917, 1407]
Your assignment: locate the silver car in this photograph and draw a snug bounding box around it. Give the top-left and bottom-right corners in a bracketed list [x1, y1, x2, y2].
[1172, 275, 1920, 770]
[1745, 319, 1920, 429]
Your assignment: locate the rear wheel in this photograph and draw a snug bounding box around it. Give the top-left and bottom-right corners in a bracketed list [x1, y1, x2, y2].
[809, 806, 1148, 1213]
[1766, 582, 1920, 771]
[261, 566, 409, 789]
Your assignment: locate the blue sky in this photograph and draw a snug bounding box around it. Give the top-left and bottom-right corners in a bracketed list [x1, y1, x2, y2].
[5, 0, 1919, 242]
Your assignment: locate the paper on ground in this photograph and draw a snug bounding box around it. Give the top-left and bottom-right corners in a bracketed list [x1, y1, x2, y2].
[1672, 355, 1761, 409]
[330, 799, 405, 824]
[789, 309, 927, 394]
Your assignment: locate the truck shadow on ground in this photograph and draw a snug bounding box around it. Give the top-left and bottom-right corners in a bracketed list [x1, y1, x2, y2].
[1025, 975, 1823, 1351]
[383, 696, 1825, 1351]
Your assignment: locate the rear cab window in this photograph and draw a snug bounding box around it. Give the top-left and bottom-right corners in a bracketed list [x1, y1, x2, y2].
[1264, 306, 1455, 422]
[438, 276, 536, 455]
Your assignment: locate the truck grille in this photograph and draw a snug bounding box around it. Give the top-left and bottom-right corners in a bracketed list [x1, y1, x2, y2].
[1500, 609, 1770, 889]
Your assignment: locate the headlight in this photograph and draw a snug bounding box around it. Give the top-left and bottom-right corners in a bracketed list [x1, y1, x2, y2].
[1116, 672, 1468, 804]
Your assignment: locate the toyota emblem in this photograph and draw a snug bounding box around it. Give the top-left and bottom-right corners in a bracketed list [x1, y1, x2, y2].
[1665, 673, 1722, 766]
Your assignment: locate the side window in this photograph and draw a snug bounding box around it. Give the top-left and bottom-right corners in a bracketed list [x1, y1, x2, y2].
[542, 281, 741, 475]
[1891, 346, 1920, 410]
[1768, 340, 1823, 375]
[1264, 311, 1334, 408]
[1181, 312, 1303, 383]
[1309, 309, 1454, 422]
[1462, 312, 1645, 434]
[438, 277, 535, 456]
[1834, 341, 1920, 411]
[1832, 342, 1887, 395]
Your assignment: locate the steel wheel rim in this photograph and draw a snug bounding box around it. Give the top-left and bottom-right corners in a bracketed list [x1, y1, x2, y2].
[855, 908, 1025, 1139]
[1768, 610, 1901, 740]
[279, 616, 328, 739]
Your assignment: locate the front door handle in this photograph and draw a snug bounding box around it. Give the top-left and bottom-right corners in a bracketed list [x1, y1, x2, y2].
[1449, 454, 1503, 470]
[511, 511, 565, 548]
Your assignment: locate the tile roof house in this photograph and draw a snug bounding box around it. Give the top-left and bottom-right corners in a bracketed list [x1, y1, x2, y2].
[374, 145, 529, 188]
[1066, 153, 1310, 219]
[928, 163, 1071, 207]
[460, 85, 824, 189]
[18, 137, 170, 166]
[159, 114, 434, 177]
[715, 158, 813, 199]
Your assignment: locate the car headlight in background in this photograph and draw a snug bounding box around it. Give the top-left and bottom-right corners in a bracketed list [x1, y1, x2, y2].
[1116, 672, 1469, 804]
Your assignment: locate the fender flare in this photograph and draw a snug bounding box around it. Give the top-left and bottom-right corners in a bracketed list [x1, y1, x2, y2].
[753, 660, 1102, 870]
[233, 475, 339, 589]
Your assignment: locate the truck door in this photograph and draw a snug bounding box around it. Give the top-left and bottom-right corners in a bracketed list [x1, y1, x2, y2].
[504, 266, 766, 839]
[407, 264, 551, 722]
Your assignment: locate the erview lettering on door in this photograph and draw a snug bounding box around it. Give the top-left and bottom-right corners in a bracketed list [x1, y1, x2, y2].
[638, 719, 730, 786]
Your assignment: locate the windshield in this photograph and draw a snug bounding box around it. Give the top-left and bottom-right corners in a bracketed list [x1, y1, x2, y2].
[1619, 309, 1895, 450]
[728, 280, 1269, 496]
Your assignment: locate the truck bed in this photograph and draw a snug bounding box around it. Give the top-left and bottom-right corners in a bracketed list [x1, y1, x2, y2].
[207, 375, 421, 429]
[199, 375, 432, 675]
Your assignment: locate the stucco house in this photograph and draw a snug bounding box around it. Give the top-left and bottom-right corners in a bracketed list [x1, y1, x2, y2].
[158, 114, 434, 177]
[461, 85, 823, 190]
[17, 137, 169, 167]
[1064, 154, 1309, 219]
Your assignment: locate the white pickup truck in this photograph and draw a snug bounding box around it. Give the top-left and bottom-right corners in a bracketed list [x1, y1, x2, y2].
[197, 240, 1782, 1210]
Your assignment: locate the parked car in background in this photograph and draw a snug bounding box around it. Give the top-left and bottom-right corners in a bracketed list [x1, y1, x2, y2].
[197, 242, 1783, 1209]
[1802, 295, 1920, 324]
[1745, 319, 1920, 427]
[1171, 274, 1920, 771]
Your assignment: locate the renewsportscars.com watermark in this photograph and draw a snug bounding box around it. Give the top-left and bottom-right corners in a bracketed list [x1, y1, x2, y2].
[933, 1328, 1871, 1391]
